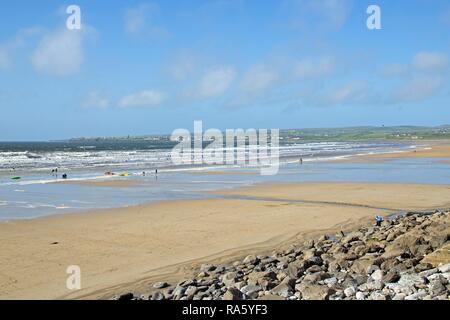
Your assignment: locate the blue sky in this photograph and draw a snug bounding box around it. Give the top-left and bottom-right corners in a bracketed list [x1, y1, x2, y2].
[1, 0, 450, 140]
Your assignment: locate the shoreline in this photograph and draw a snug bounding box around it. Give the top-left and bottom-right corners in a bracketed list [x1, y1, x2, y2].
[1, 182, 450, 299]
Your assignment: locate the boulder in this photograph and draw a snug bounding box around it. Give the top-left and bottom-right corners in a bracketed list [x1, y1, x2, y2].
[271, 283, 293, 298]
[295, 283, 333, 300]
[223, 287, 244, 300]
[152, 281, 169, 289]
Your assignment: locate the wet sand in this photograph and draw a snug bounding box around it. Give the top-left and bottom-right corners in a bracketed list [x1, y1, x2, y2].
[60, 179, 142, 187]
[1, 182, 450, 300]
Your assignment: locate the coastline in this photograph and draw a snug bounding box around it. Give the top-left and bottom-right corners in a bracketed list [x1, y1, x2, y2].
[1, 181, 450, 299]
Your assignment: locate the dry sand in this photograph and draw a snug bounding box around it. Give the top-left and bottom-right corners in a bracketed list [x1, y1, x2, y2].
[363, 143, 450, 159]
[1, 182, 450, 300]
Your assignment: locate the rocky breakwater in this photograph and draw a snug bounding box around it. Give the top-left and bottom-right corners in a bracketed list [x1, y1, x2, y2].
[115, 210, 450, 300]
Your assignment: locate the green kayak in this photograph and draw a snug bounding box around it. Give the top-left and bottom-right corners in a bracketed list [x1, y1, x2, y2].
[11, 176, 21, 180]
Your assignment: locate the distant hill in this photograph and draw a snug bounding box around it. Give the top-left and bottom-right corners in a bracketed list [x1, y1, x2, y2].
[62, 125, 450, 143]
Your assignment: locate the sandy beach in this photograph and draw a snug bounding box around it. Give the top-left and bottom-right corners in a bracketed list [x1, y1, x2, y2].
[1, 182, 450, 300]
[363, 142, 450, 159]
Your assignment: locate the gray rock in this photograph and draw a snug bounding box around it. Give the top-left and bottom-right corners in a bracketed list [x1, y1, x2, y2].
[200, 264, 216, 272]
[405, 291, 427, 300]
[241, 284, 262, 299]
[369, 292, 386, 300]
[371, 269, 384, 281]
[221, 272, 237, 287]
[295, 283, 333, 300]
[185, 286, 198, 297]
[398, 274, 426, 287]
[271, 283, 293, 298]
[223, 287, 244, 300]
[243, 255, 259, 265]
[392, 293, 406, 300]
[355, 292, 365, 300]
[438, 263, 450, 273]
[152, 281, 169, 289]
[151, 291, 165, 300]
[344, 286, 356, 297]
[418, 268, 438, 277]
[382, 270, 400, 283]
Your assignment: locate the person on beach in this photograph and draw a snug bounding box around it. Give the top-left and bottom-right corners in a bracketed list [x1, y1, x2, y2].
[375, 215, 383, 227]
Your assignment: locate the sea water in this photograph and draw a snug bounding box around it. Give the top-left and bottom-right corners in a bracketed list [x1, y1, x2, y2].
[2, 140, 448, 220]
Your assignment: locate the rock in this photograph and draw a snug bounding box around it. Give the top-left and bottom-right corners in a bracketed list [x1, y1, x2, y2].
[303, 271, 330, 283]
[287, 263, 303, 279]
[271, 283, 293, 298]
[342, 232, 363, 244]
[200, 264, 216, 272]
[418, 268, 438, 277]
[429, 279, 446, 295]
[392, 293, 406, 300]
[221, 272, 237, 287]
[355, 292, 365, 300]
[344, 286, 356, 297]
[118, 292, 134, 300]
[257, 294, 285, 300]
[306, 265, 322, 273]
[382, 270, 400, 283]
[438, 263, 450, 273]
[295, 283, 333, 300]
[151, 291, 165, 300]
[241, 284, 262, 299]
[323, 277, 338, 287]
[369, 292, 387, 300]
[398, 274, 426, 287]
[351, 258, 375, 274]
[152, 281, 169, 289]
[172, 286, 186, 300]
[243, 255, 259, 265]
[185, 286, 198, 298]
[405, 291, 428, 300]
[223, 287, 244, 300]
[371, 269, 384, 281]
[247, 271, 276, 284]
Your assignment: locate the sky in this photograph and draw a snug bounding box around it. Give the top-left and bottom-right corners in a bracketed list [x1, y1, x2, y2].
[0, 0, 450, 141]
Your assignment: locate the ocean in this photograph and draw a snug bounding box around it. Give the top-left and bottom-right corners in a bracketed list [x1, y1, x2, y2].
[3, 139, 447, 220]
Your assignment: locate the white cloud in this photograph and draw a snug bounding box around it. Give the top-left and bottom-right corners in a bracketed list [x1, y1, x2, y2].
[293, 56, 336, 78]
[324, 81, 369, 105]
[197, 66, 236, 98]
[391, 76, 443, 103]
[0, 49, 9, 70]
[381, 63, 408, 77]
[0, 27, 42, 71]
[117, 90, 164, 108]
[82, 91, 110, 109]
[285, 0, 352, 29]
[168, 52, 196, 80]
[412, 51, 448, 72]
[124, 3, 160, 34]
[240, 65, 278, 93]
[31, 29, 83, 76]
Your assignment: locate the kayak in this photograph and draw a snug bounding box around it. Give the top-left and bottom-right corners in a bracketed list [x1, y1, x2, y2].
[11, 176, 21, 180]
[119, 173, 129, 177]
